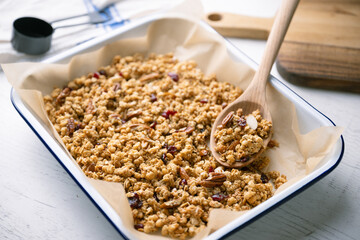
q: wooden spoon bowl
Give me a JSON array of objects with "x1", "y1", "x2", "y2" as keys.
[
  {"x1": 210, "y1": 83, "x2": 272, "y2": 168},
  {"x1": 210, "y1": 0, "x2": 299, "y2": 168}
]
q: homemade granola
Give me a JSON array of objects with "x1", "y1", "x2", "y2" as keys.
[
  {"x1": 214, "y1": 109, "x2": 273, "y2": 165},
  {"x1": 44, "y1": 53, "x2": 286, "y2": 239}
]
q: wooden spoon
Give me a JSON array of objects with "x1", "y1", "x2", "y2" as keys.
[{"x1": 210, "y1": 0, "x2": 299, "y2": 168}]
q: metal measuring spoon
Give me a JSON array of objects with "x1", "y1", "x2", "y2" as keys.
[{"x1": 11, "y1": 10, "x2": 111, "y2": 55}]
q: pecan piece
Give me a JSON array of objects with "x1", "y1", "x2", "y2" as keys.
[
  {"x1": 125, "y1": 110, "x2": 142, "y2": 120},
  {"x1": 160, "y1": 199, "x2": 182, "y2": 209},
  {"x1": 200, "y1": 172, "x2": 226, "y2": 187},
  {"x1": 109, "y1": 114, "x2": 121, "y2": 119},
  {"x1": 55, "y1": 87, "x2": 71, "y2": 105},
  {"x1": 128, "y1": 124, "x2": 152, "y2": 131},
  {"x1": 221, "y1": 111, "x2": 234, "y2": 126},
  {"x1": 228, "y1": 140, "x2": 240, "y2": 151},
  {"x1": 179, "y1": 167, "x2": 189, "y2": 180},
  {"x1": 86, "y1": 100, "x2": 95, "y2": 114},
  {"x1": 67, "y1": 118, "x2": 76, "y2": 135},
  {"x1": 184, "y1": 126, "x2": 195, "y2": 134},
  {"x1": 139, "y1": 73, "x2": 160, "y2": 82},
  {"x1": 209, "y1": 172, "x2": 227, "y2": 181},
  {"x1": 200, "y1": 180, "x2": 223, "y2": 188},
  {"x1": 199, "y1": 150, "x2": 208, "y2": 157},
  {"x1": 176, "y1": 126, "x2": 195, "y2": 134},
  {"x1": 67, "y1": 118, "x2": 84, "y2": 135}
]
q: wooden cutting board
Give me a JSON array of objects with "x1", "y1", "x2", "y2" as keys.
[{"x1": 205, "y1": 0, "x2": 360, "y2": 93}]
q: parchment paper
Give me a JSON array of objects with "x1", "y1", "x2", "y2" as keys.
[{"x1": 2, "y1": 1, "x2": 343, "y2": 239}]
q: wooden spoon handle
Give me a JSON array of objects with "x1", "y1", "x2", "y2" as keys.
[
  {"x1": 204, "y1": 12, "x2": 273, "y2": 40},
  {"x1": 252, "y1": 0, "x2": 300, "y2": 89}
]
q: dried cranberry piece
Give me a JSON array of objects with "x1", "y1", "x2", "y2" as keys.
[
  {"x1": 180, "y1": 179, "x2": 187, "y2": 185},
  {"x1": 261, "y1": 173, "x2": 269, "y2": 183},
  {"x1": 128, "y1": 193, "x2": 142, "y2": 209},
  {"x1": 238, "y1": 117, "x2": 247, "y2": 127},
  {"x1": 161, "y1": 112, "x2": 169, "y2": 119},
  {"x1": 208, "y1": 166, "x2": 214, "y2": 173},
  {"x1": 211, "y1": 193, "x2": 228, "y2": 202},
  {"x1": 149, "y1": 121, "x2": 157, "y2": 129},
  {"x1": 161, "y1": 153, "x2": 167, "y2": 163},
  {"x1": 150, "y1": 93, "x2": 157, "y2": 102},
  {"x1": 168, "y1": 72, "x2": 179, "y2": 82},
  {"x1": 99, "y1": 70, "x2": 107, "y2": 76},
  {"x1": 237, "y1": 156, "x2": 249, "y2": 162},
  {"x1": 118, "y1": 71, "x2": 124, "y2": 77},
  {"x1": 161, "y1": 110, "x2": 177, "y2": 119},
  {"x1": 167, "y1": 145, "x2": 177, "y2": 155},
  {"x1": 93, "y1": 72, "x2": 100, "y2": 79},
  {"x1": 167, "y1": 110, "x2": 177, "y2": 116},
  {"x1": 200, "y1": 99, "x2": 209, "y2": 103},
  {"x1": 134, "y1": 224, "x2": 144, "y2": 230}
]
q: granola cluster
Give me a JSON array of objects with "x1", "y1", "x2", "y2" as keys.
[
  {"x1": 44, "y1": 53, "x2": 286, "y2": 239},
  {"x1": 214, "y1": 109, "x2": 273, "y2": 165}
]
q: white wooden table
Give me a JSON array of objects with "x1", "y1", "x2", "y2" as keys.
[{"x1": 1, "y1": 1, "x2": 359, "y2": 239}]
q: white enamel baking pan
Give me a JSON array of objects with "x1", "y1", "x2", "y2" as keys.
[{"x1": 10, "y1": 13, "x2": 344, "y2": 240}]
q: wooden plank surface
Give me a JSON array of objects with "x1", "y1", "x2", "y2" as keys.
[
  {"x1": 277, "y1": 0, "x2": 360, "y2": 92},
  {"x1": 205, "y1": 0, "x2": 360, "y2": 92},
  {"x1": 277, "y1": 42, "x2": 360, "y2": 92}
]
